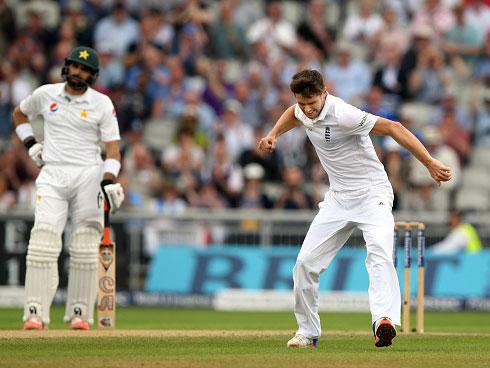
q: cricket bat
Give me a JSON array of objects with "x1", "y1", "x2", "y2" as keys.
[{"x1": 97, "y1": 201, "x2": 116, "y2": 328}]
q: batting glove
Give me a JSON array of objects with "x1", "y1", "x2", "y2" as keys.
[
  {"x1": 28, "y1": 142, "x2": 44, "y2": 167},
  {"x1": 101, "y1": 179, "x2": 125, "y2": 214}
]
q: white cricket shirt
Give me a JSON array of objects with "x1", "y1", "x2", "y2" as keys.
[
  {"x1": 20, "y1": 83, "x2": 120, "y2": 166},
  {"x1": 294, "y1": 94, "x2": 391, "y2": 193}
]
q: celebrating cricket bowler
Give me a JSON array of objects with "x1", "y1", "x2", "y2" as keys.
[
  {"x1": 258, "y1": 70, "x2": 452, "y2": 348},
  {"x1": 12, "y1": 46, "x2": 125, "y2": 330}
]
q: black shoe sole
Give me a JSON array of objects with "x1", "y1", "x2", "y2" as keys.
[{"x1": 375, "y1": 323, "x2": 396, "y2": 347}]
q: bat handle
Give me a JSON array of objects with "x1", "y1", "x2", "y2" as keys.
[{"x1": 103, "y1": 201, "x2": 111, "y2": 244}]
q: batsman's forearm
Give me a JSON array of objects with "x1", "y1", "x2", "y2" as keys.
[
  {"x1": 104, "y1": 140, "x2": 121, "y2": 162},
  {"x1": 267, "y1": 105, "x2": 300, "y2": 138},
  {"x1": 393, "y1": 125, "x2": 433, "y2": 166},
  {"x1": 103, "y1": 140, "x2": 122, "y2": 181}
]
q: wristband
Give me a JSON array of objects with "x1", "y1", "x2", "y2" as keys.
[
  {"x1": 101, "y1": 178, "x2": 115, "y2": 187},
  {"x1": 24, "y1": 138, "x2": 37, "y2": 150},
  {"x1": 15, "y1": 123, "x2": 34, "y2": 141},
  {"x1": 103, "y1": 158, "x2": 121, "y2": 177}
]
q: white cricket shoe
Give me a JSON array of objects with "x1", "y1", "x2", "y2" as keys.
[
  {"x1": 373, "y1": 317, "x2": 396, "y2": 347},
  {"x1": 287, "y1": 334, "x2": 318, "y2": 349}
]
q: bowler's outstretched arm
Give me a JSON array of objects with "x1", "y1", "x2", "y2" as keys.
[
  {"x1": 258, "y1": 105, "x2": 301, "y2": 152},
  {"x1": 371, "y1": 117, "x2": 452, "y2": 186}
]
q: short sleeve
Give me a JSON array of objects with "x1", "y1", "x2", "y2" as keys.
[
  {"x1": 19, "y1": 86, "x2": 46, "y2": 119},
  {"x1": 337, "y1": 101, "x2": 377, "y2": 136},
  {"x1": 99, "y1": 97, "x2": 121, "y2": 142}
]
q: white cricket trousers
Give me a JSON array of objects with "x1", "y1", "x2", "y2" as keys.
[
  {"x1": 34, "y1": 164, "x2": 104, "y2": 233},
  {"x1": 294, "y1": 185, "x2": 401, "y2": 339}
]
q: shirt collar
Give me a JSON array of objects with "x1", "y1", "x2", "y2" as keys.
[{"x1": 58, "y1": 83, "x2": 92, "y2": 103}]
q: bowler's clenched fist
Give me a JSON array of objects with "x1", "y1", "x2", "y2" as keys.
[{"x1": 258, "y1": 136, "x2": 277, "y2": 153}]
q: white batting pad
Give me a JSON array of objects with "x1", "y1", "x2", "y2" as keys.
[
  {"x1": 64, "y1": 226, "x2": 101, "y2": 324},
  {"x1": 23, "y1": 224, "x2": 62, "y2": 324}
]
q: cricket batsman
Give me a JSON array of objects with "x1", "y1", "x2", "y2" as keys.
[
  {"x1": 12, "y1": 46, "x2": 125, "y2": 330},
  {"x1": 259, "y1": 70, "x2": 452, "y2": 348}
]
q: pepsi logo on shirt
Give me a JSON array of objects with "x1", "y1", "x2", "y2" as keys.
[{"x1": 49, "y1": 103, "x2": 59, "y2": 112}]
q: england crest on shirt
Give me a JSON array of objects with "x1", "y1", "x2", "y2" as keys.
[{"x1": 324, "y1": 126, "x2": 331, "y2": 142}]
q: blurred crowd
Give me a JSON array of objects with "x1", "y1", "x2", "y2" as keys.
[{"x1": 0, "y1": 0, "x2": 489, "y2": 213}]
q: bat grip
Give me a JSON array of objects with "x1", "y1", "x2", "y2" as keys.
[{"x1": 103, "y1": 201, "x2": 111, "y2": 244}]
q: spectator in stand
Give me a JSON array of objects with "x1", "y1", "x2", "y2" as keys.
[
  {"x1": 409, "y1": 44, "x2": 450, "y2": 103},
  {"x1": 372, "y1": 7, "x2": 410, "y2": 62},
  {"x1": 361, "y1": 85, "x2": 399, "y2": 156},
  {"x1": 153, "y1": 56, "x2": 191, "y2": 118},
  {"x1": 412, "y1": 0, "x2": 454, "y2": 41},
  {"x1": 94, "y1": 2, "x2": 139, "y2": 57},
  {"x1": 206, "y1": 134, "x2": 243, "y2": 207},
  {"x1": 149, "y1": 180, "x2": 187, "y2": 214},
  {"x1": 0, "y1": 67, "x2": 13, "y2": 138},
  {"x1": 0, "y1": 173, "x2": 15, "y2": 211},
  {"x1": 174, "y1": 21, "x2": 209, "y2": 75},
  {"x1": 96, "y1": 44, "x2": 125, "y2": 91},
  {"x1": 218, "y1": 99, "x2": 254, "y2": 162},
  {"x1": 442, "y1": 3, "x2": 484, "y2": 66},
  {"x1": 178, "y1": 105, "x2": 210, "y2": 150},
  {"x1": 139, "y1": 7, "x2": 174, "y2": 52},
  {"x1": 472, "y1": 90, "x2": 490, "y2": 146},
  {"x1": 431, "y1": 210, "x2": 482, "y2": 254},
  {"x1": 0, "y1": 143, "x2": 38, "y2": 209},
  {"x1": 166, "y1": 89, "x2": 217, "y2": 137},
  {"x1": 208, "y1": 0, "x2": 250, "y2": 60},
  {"x1": 21, "y1": 8, "x2": 54, "y2": 53},
  {"x1": 464, "y1": 0, "x2": 490, "y2": 36},
  {"x1": 196, "y1": 57, "x2": 234, "y2": 116},
  {"x1": 410, "y1": 125, "x2": 461, "y2": 195},
  {"x1": 383, "y1": 0, "x2": 423, "y2": 25},
  {"x1": 191, "y1": 180, "x2": 228, "y2": 209},
  {"x1": 296, "y1": 0, "x2": 336, "y2": 60},
  {"x1": 238, "y1": 163, "x2": 273, "y2": 209},
  {"x1": 0, "y1": 0, "x2": 16, "y2": 55},
  {"x1": 0, "y1": 61, "x2": 34, "y2": 113},
  {"x1": 161, "y1": 127, "x2": 205, "y2": 185},
  {"x1": 429, "y1": 89, "x2": 472, "y2": 131},
  {"x1": 126, "y1": 43, "x2": 170, "y2": 118},
  {"x1": 233, "y1": 79, "x2": 263, "y2": 129},
  {"x1": 402, "y1": 178, "x2": 450, "y2": 212},
  {"x1": 47, "y1": 41, "x2": 74, "y2": 83},
  {"x1": 439, "y1": 109, "x2": 472, "y2": 164},
  {"x1": 474, "y1": 32, "x2": 490, "y2": 84},
  {"x1": 399, "y1": 25, "x2": 435, "y2": 100},
  {"x1": 361, "y1": 86, "x2": 398, "y2": 121},
  {"x1": 275, "y1": 166, "x2": 313, "y2": 210},
  {"x1": 342, "y1": 0, "x2": 383, "y2": 47},
  {"x1": 292, "y1": 39, "x2": 324, "y2": 75},
  {"x1": 372, "y1": 42, "x2": 406, "y2": 99},
  {"x1": 62, "y1": 0, "x2": 93, "y2": 47},
  {"x1": 123, "y1": 142, "x2": 161, "y2": 207},
  {"x1": 239, "y1": 126, "x2": 282, "y2": 182},
  {"x1": 247, "y1": 1, "x2": 298, "y2": 62},
  {"x1": 324, "y1": 42, "x2": 371, "y2": 104}
]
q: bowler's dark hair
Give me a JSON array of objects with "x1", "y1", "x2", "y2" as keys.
[{"x1": 290, "y1": 70, "x2": 325, "y2": 97}]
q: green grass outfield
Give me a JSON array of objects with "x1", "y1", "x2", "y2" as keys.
[{"x1": 1, "y1": 307, "x2": 490, "y2": 368}]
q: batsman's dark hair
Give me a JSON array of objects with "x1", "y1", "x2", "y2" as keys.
[{"x1": 290, "y1": 69, "x2": 325, "y2": 97}]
